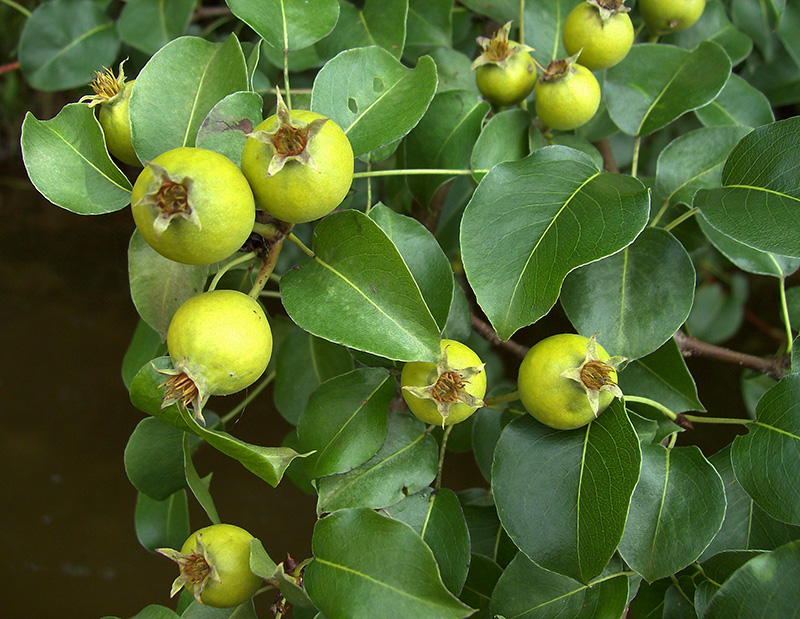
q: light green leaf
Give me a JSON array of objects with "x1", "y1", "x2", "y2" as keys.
[
  {"x1": 686, "y1": 274, "x2": 748, "y2": 344},
  {"x1": 225, "y1": 0, "x2": 339, "y2": 51},
  {"x1": 182, "y1": 434, "x2": 220, "y2": 524},
  {"x1": 406, "y1": 0, "x2": 453, "y2": 50},
  {"x1": 522, "y1": 0, "x2": 582, "y2": 66},
  {"x1": 196, "y1": 91, "x2": 264, "y2": 166},
  {"x1": 117, "y1": 0, "x2": 194, "y2": 55},
  {"x1": 316, "y1": 0, "x2": 408, "y2": 60},
  {"x1": 122, "y1": 320, "x2": 167, "y2": 390},
  {"x1": 696, "y1": 74, "x2": 775, "y2": 128},
  {"x1": 21, "y1": 104, "x2": 132, "y2": 215}
]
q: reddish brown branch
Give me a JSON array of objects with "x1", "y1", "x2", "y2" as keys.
[
  {"x1": 0, "y1": 62, "x2": 20, "y2": 76},
  {"x1": 592, "y1": 138, "x2": 619, "y2": 174},
  {"x1": 193, "y1": 6, "x2": 232, "y2": 21},
  {"x1": 471, "y1": 314, "x2": 530, "y2": 359},
  {"x1": 673, "y1": 330, "x2": 790, "y2": 379}
]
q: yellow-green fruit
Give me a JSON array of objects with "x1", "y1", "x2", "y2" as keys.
[
  {"x1": 475, "y1": 46, "x2": 538, "y2": 106},
  {"x1": 639, "y1": 0, "x2": 706, "y2": 35},
  {"x1": 518, "y1": 334, "x2": 616, "y2": 430},
  {"x1": 131, "y1": 147, "x2": 255, "y2": 265},
  {"x1": 534, "y1": 63, "x2": 601, "y2": 131},
  {"x1": 98, "y1": 79, "x2": 139, "y2": 166},
  {"x1": 563, "y1": 3, "x2": 634, "y2": 71},
  {"x1": 177, "y1": 524, "x2": 262, "y2": 608},
  {"x1": 240, "y1": 110, "x2": 354, "y2": 223},
  {"x1": 401, "y1": 339, "x2": 487, "y2": 426},
  {"x1": 167, "y1": 290, "x2": 272, "y2": 399}
]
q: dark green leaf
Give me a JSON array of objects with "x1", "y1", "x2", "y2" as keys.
[
  {"x1": 117, "y1": 0, "x2": 194, "y2": 55},
  {"x1": 562, "y1": 228, "x2": 696, "y2": 359},
  {"x1": 305, "y1": 509, "x2": 474, "y2": 618},
  {"x1": 21, "y1": 104, "x2": 132, "y2": 214},
  {"x1": 406, "y1": 0, "x2": 452, "y2": 50},
  {"x1": 316, "y1": 412, "x2": 438, "y2": 514},
  {"x1": 618, "y1": 444, "x2": 726, "y2": 582},
  {"x1": 731, "y1": 375, "x2": 800, "y2": 525},
  {"x1": 122, "y1": 320, "x2": 167, "y2": 390},
  {"x1": 134, "y1": 490, "x2": 190, "y2": 552},
  {"x1": 457, "y1": 489, "x2": 517, "y2": 568},
  {"x1": 461, "y1": 152, "x2": 649, "y2": 340},
  {"x1": 128, "y1": 231, "x2": 207, "y2": 339},
  {"x1": 686, "y1": 275, "x2": 748, "y2": 344},
  {"x1": 316, "y1": 0, "x2": 407, "y2": 60},
  {"x1": 130, "y1": 605, "x2": 181, "y2": 619},
  {"x1": 387, "y1": 488, "x2": 471, "y2": 595},
  {"x1": 694, "y1": 550, "x2": 764, "y2": 615},
  {"x1": 471, "y1": 407, "x2": 503, "y2": 482},
  {"x1": 490, "y1": 553, "x2": 629, "y2": 619},
  {"x1": 470, "y1": 109, "x2": 531, "y2": 183},
  {"x1": 522, "y1": 0, "x2": 582, "y2": 67},
  {"x1": 298, "y1": 368, "x2": 393, "y2": 478},
  {"x1": 196, "y1": 91, "x2": 264, "y2": 166},
  {"x1": 182, "y1": 434, "x2": 220, "y2": 524},
  {"x1": 280, "y1": 210, "x2": 442, "y2": 363},
  {"x1": 125, "y1": 417, "x2": 187, "y2": 500},
  {"x1": 493, "y1": 402, "x2": 641, "y2": 583},
  {"x1": 458, "y1": 0, "x2": 515, "y2": 22},
  {"x1": 695, "y1": 74, "x2": 775, "y2": 128},
  {"x1": 19, "y1": 0, "x2": 119, "y2": 91},
  {"x1": 732, "y1": 0, "x2": 782, "y2": 59},
  {"x1": 664, "y1": 0, "x2": 752, "y2": 65},
  {"x1": 695, "y1": 117, "x2": 800, "y2": 258},
  {"x1": 605, "y1": 42, "x2": 731, "y2": 136},
  {"x1": 442, "y1": 281, "x2": 471, "y2": 342},
  {"x1": 274, "y1": 327, "x2": 354, "y2": 425},
  {"x1": 311, "y1": 47, "x2": 438, "y2": 158},
  {"x1": 428, "y1": 47, "x2": 477, "y2": 94},
  {"x1": 130, "y1": 35, "x2": 247, "y2": 161},
  {"x1": 226, "y1": 0, "x2": 339, "y2": 51},
  {"x1": 458, "y1": 554, "x2": 502, "y2": 619}
]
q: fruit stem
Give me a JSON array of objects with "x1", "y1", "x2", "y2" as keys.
[
  {"x1": 352, "y1": 168, "x2": 489, "y2": 179},
  {"x1": 287, "y1": 232, "x2": 315, "y2": 257},
  {"x1": 517, "y1": 1, "x2": 528, "y2": 112},
  {"x1": 283, "y1": 51, "x2": 292, "y2": 110},
  {"x1": 208, "y1": 251, "x2": 257, "y2": 292},
  {"x1": 663, "y1": 207, "x2": 698, "y2": 232},
  {"x1": 682, "y1": 414, "x2": 753, "y2": 426},
  {"x1": 249, "y1": 238, "x2": 284, "y2": 298},
  {"x1": 252, "y1": 221, "x2": 282, "y2": 240},
  {"x1": 631, "y1": 135, "x2": 641, "y2": 178},
  {"x1": 484, "y1": 390, "x2": 520, "y2": 406},
  {"x1": 435, "y1": 424, "x2": 453, "y2": 490},
  {"x1": 221, "y1": 370, "x2": 276, "y2": 424},
  {"x1": 779, "y1": 276, "x2": 794, "y2": 354},
  {"x1": 649, "y1": 197, "x2": 671, "y2": 227},
  {"x1": 1, "y1": 0, "x2": 30, "y2": 17},
  {"x1": 667, "y1": 432, "x2": 678, "y2": 449},
  {"x1": 624, "y1": 395, "x2": 678, "y2": 420},
  {"x1": 260, "y1": 290, "x2": 282, "y2": 298},
  {"x1": 365, "y1": 156, "x2": 374, "y2": 214}
]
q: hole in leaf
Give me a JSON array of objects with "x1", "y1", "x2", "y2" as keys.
[
  {"x1": 373, "y1": 77, "x2": 384, "y2": 93},
  {"x1": 401, "y1": 485, "x2": 409, "y2": 496},
  {"x1": 348, "y1": 98, "x2": 358, "y2": 114}
]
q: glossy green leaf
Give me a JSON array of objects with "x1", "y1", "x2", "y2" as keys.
[
  {"x1": 458, "y1": 554, "x2": 502, "y2": 619},
  {"x1": 732, "y1": 0, "x2": 782, "y2": 59},
  {"x1": 406, "y1": 0, "x2": 452, "y2": 50},
  {"x1": 629, "y1": 578, "x2": 671, "y2": 618},
  {"x1": 316, "y1": 412, "x2": 438, "y2": 514},
  {"x1": 618, "y1": 444, "x2": 726, "y2": 582},
  {"x1": 471, "y1": 407, "x2": 503, "y2": 482},
  {"x1": 701, "y1": 447, "x2": 800, "y2": 561},
  {"x1": 441, "y1": 281, "x2": 471, "y2": 344},
  {"x1": 18, "y1": 0, "x2": 119, "y2": 91},
  {"x1": 261, "y1": 41, "x2": 326, "y2": 73},
  {"x1": 493, "y1": 402, "x2": 641, "y2": 584},
  {"x1": 21, "y1": 104, "x2": 132, "y2": 214},
  {"x1": 280, "y1": 210, "x2": 442, "y2": 363},
  {"x1": 305, "y1": 509, "x2": 474, "y2": 618},
  {"x1": 695, "y1": 550, "x2": 763, "y2": 616},
  {"x1": 311, "y1": 47, "x2": 438, "y2": 157},
  {"x1": 387, "y1": 488, "x2": 471, "y2": 595},
  {"x1": 490, "y1": 553, "x2": 629, "y2": 619},
  {"x1": 298, "y1": 368, "x2": 393, "y2": 478},
  {"x1": 686, "y1": 274, "x2": 748, "y2": 344},
  {"x1": 128, "y1": 231, "x2": 207, "y2": 339},
  {"x1": 562, "y1": 228, "x2": 695, "y2": 360},
  {"x1": 696, "y1": 74, "x2": 775, "y2": 128},
  {"x1": 195, "y1": 91, "x2": 263, "y2": 166},
  {"x1": 316, "y1": 0, "x2": 407, "y2": 59},
  {"x1": 457, "y1": 489, "x2": 517, "y2": 568},
  {"x1": 273, "y1": 326, "x2": 354, "y2": 425},
  {"x1": 369, "y1": 203, "x2": 453, "y2": 331},
  {"x1": 458, "y1": 0, "x2": 515, "y2": 22},
  {"x1": 117, "y1": 0, "x2": 194, "y2": 55},
  {"x1": 122, "y1": 320, "x2": 167, "y2": 390},
  {"x1": 522, "y1": 0, "x2": 582, "y2": 66},
  {"x1": 125, "y1": 417, "x2": 187, "y2": 501},
  {"x1": 698, "y1": 215, "x2": 800, "y2": 278},
  {"x1": 461, "y1": 151, "x2": 649, "y2": 341},
  {"x1": 130, "y1": 35, "x2": 247, "y2": 162},
  {"x1": 134, "y1": 490, "x2": 190, "y2": 552},
  {"x1": 605, "y1": 42, "x2": 731, "y2": 136},
  {"x1": 731, "y1": 375, "x2": 800, "y2": 525},
  {"x1": 695, "y1": 117, "x2": 800, "y2": 258},
  {"x1": 655, "y1": 125, "x2": 752, "y2": 206},
  {"x1": 664, "y1": 0, "x2": 752, "y2": 65},
  {"x1": 182, "y1": 434, "x2": 220, "y2": 525},
  {"x1": 470, "y1": 109, "x2": 531, "y2": 183},
  {"x1": 226, "y1": 0, "x2": 339, "y2": 51},
  {"x1": 428, "y1": 47, "x2": 477, "y2": 94},
  {"x1": 405, "y1": 89, "x2": 489, "y2": 207},
  {"x1": 618, "y1": 338, "x2": 705, "y2": 414},
  {"x1": 130, "y1": 357, "x2": 195, "y2": 432},
  {"x1": 704, "y1": 541, "x2": 800, "y2": 618}
]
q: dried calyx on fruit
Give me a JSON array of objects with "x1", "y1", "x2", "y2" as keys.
[
  {"x1": 472, "y1": 21, "x2": 538, "y2": 107},
  {"x1": 562, "y1": 0, "x2": 634, "y2": 71},
  {"x1": 79, "y1": 61, "x2": 139, "y2": 166},
  {"x1": 560, "y1": 334, "x2": 626, "y2": 416},
  {"x1": 534, "y1": 52, "x2": 601, "y2": 131}
]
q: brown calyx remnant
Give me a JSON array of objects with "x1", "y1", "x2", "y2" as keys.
[
  {"x1": 588, "y1": 0, "x2": 631, "y2": 21},
  {"x1": 159, "y1": 371, "x2": 200, "y2": 412},
  {"x1": 539, "y1": 52, "x2": 582, "y2": 82},
  {"x1": 560, "y1": 333, "x2": 626, "y2": 416},
  {"x1": 158, "y1": 533, "x2": 221, "y2": 604},
  {"x1": 580, "y1": 359, "x2": 617, "y2": 391},
  {"x1": 471, "y1": 21, "x2": 535, "y2": 70},
  {"x1": 432, "y1": 370, "x2": 470, "y2": 406},
  {"x1": 134, "y1": 161, "x2": 199, "y2": 237}
]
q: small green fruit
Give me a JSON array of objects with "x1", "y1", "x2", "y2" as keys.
[
  {"x1": 472, "y1": 21, "x2": 538, "y2": 107},
  {"x1": 562, "y1": 0, "x2": 634, "y2": 71},
  {"x1": 534, "y1": 57, "x2": 601, "y2": 131},
  {"x1": 639, "y1": 0, "x2": 706, "y2": 35}
]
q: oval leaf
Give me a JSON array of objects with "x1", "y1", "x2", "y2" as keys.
[
  {"x1": 470, "y1": 108, "x2": 531, "y2": 183},
  {"x1": 280, "y1": 210, "x2": 442, "y2": 363},
  {"x1": 522, "y1": 0, "x2": 582, "y2": 67},
  {"x1": 117, "y1": 0, "x2": 194, "y2": 55},
  {"x1": 195, "y1": 91, "x2": 264, "y2": 166},
  {"x1": 664, "y1": 0, "x2": 753, "y2": 65},
  {"x1": 298, "y1": 367, "x2": 394, "y2": 478},
  {"x1": 695, "y1": 74, "x2": 775, "y2": 128},
  {"x1": 134, "y1": 490, "x2": 189, "y2": 553},
  {"x1": 618, "y1": 444, "x2": 726, "y2": 582},
  {"x1": 311, "y1": 46, "x2": 437, "y2": 157},
  {"x1": 605, "y1": 42, "x2": 731, "y2": 136},
  {"x1": 493, "y1": 402, "x2": 641, "y2": 584},
  {"x1": 130, "y1": 35, "x2": 247, "y2": 162},
  {"x1": 461, "y1": 153, "x2": 649, "y2": 341},
  {"x1": 124, "y1": 417, "x2": 187, "y2": 501},
  {"x1": 731, "y1": 375, "x2": 800, "y2": 525},
  {"x1": 561, "y1": 228, "x2": 696, "y2": 359},
  {"x1": 305, "y1": 508, "x2": 474, "y2": 619},
  {"x1": 316, "y1": 0, "x2": 408, "y2": 60},
  {"x1": 21, "y1": 104, "x2": 132, "y2": 214},
  {"x1": 694, "y1": 116, "x2": 800, "y2": 258},
  {"x1": 226, "y1": 0, "x2": 339, "y2": 51}
]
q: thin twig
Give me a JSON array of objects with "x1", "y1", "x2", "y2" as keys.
[
  {"x1": 592, "y1": 139, "x2": 619, "y2": 174},
  {"x1": 673, "y1": 330, "x2": 789, "y2": 379},
  {"x1": 0, "y1": 61, "x2": 20, "y2": 76},
  {"x1": 192, "y1": 6, "x2": 231, "y2": 21},
  {"x1": 470, "y1": 314, "x2": 529, "y2": 359}
]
